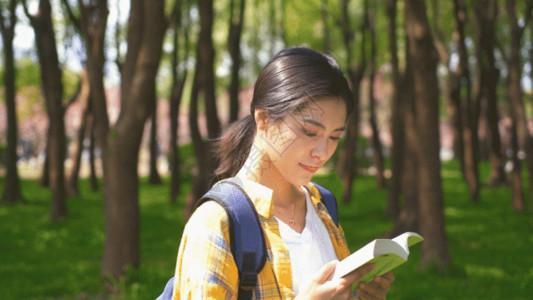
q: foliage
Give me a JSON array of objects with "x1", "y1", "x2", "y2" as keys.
[{"x1": 0, "y1": 158, "x2": 531, "y2": 299}]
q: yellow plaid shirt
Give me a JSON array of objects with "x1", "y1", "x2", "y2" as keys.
[{"x1": 172, "y1": 178, "x2": 351, "y2": 299}]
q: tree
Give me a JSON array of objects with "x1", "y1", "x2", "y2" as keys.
[
  {"x1": 504, "y1": 0, "x2": 533, "y2": 214},
  {"x1": 473, "y1": 0, "x2": 505, "y2": 187},
  {"x1": 385, "y1": 0, "x2": 419, "y2": 224},
  {"x1": 453, "y1": 0, "x2": 480, "y2": 203},
  {"x1": 404, "y1": 0, "x2": 450, "y2": 270},
  {"x1": 0, "y1": 0, "x2": 23, "y2": 204},
  {"x1": 385, "y1": 0, "x2": 401, "y2": 219},
  {"x1": 168, "y1": 0, "x2": 191, "y2": 204},
  {"x1": 430, "y1": 1, "x2": 465, "y2": 169},
  {"x1": 66, "y1": 70, "x2": 92, "y2": 196},
  {"x1": 336, "y1": 0, "x2": 368, "y2": 204},
  {"x1": 23, "y1": 0, "x2": 68, "y2": 220},
  {"x1": 101, "y1": 0, "x2": 166, "y2": 281},
  {"x1": 367, "y1": 2, "x2": 385, "y2": 189},
  {"x1": 185, "y1": 0, "x2": 220, "y2": 217},
  {"x1": 148, "y1": 100, "x2": 162, "y2": 185},
  {"x1": 385, "y1": 5, "x2": 419, "y2": 235},
  {"x1": 227, "y1": 0, "x2": 246, "y2": 123}
]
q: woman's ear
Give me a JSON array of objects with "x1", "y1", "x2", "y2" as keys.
[{"x1": 254, "y1": 108, "x2": 269, "y2": 131}]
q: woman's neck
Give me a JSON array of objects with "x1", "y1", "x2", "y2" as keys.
[
  {"x1": 237, "y1": 143, "x2": 308, "y2": 232},
  {"x1": 236, "y1": 151, "x2": 303, "y2": 207}
]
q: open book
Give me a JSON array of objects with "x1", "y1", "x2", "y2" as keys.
[{"x1": 331, "y1": 232, "x2": 424, "y2": 282}]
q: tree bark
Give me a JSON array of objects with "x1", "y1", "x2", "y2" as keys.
[
  {"x1": 148, "y1": 102, "x2": 162, "y2": 185},
  {"x1": 336, "y1": 0, "x2": 367, "y2": 204},
  {"x1": 102, "y1": 0, "x2": 166, "y2": 280},
  {"x1": 0, "y1": 0, "x2": 23, "y2": 204},
  {"x1": 67, "y1": 70, "x2": 91, "y2": 196},
  {"x1": 367, "y1": 5, "x2": 385, "y2": 189},
  {"x1": 169, "y1": 75, "x2": 187, "y2": 203},
  {"x1": 40, "y1": 136, "x2": 50, "y2": 187},
  {"x1": 385, "y1": 0, "x2": 402, "y2": 219},
  {"x1": 169, "y1": 0, "x2": 190, "y2": 204},
  {"x1": 387, "y1": 36, "x2": 419, "y2": 237},
  {"x1": 198, "y1": 0, "x2": 220, "y2": 139},
  {"x1": 228, "y1": 0, "x2": 246, "y2": 123},
  {"x1": 473, "y1": 0, "x2": 505, "y2": 187},
  {"x1": 88, "y1": 123, "x2": 99, "y2": 191},
  {"x1": 24, "y1": 0, "x2": 68, "y2": 220},
  {"x1": 185, "y1": 0, "x2": 220, "y2": 217},
  {"x1": 405, "y1": 0, "x2": 451, "y2": 270},
  {"x1": 453, "y1": 0, "x2": 480, "y2": 203},
  {"x1": 430, "y1": 1, "x2": 464, "y2": 166},
  {"x1": 505, "y1": 0, "x2": 533, "y2": 213}
]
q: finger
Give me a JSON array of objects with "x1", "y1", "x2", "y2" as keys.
[
  {"x1": 356, "y1": 284, "x2": 379, "y2": 300},
  {"x1": 313, "y1": 260, "x2": 339, "y2": 284},
  {"x1": 356, "y1": 272, "x2": 394, "y2": 299},
  {"x1": 380, "y1": 271, "x2": 395, "y2": 283},
  {"x1": 342, "y1": 263, "x2": 376, "y2": 285}
]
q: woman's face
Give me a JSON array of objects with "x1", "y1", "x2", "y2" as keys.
[{"x1": 261, "y1": 96, "x2": 347, "y2": 187}]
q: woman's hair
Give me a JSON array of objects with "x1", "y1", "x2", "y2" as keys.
[{"x1": 214, "y1": 47, "x2": 353, "y2": 179}]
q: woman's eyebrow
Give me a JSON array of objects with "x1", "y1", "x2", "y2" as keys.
[{"x1": 302, "y1": 118, "x2": 345, "y2": 132}]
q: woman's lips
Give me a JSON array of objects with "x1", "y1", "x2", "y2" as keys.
[{"x1": 300, "y1": 163, "x2": 319, "y2": 173}]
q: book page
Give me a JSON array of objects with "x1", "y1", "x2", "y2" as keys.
[{"x1": 331, "y1": 232, "x2": 423, "y2": 282}]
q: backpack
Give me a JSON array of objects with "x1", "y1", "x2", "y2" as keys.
[{"x1": 156, "y1": 180, "x2": 338, "y2": 300}]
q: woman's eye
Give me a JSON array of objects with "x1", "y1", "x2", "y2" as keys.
[
  {"x1": 302, "y1": 128, "x2": 316, "y2": 137},
  {"x1": 330, "y1": 136, "x2": 341, "y2": 141}
]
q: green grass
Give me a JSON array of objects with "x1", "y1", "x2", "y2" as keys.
[{"x1": 1, "y1": 160, "x2": 532, "y2": 299}]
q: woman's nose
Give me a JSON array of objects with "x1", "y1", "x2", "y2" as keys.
[{"x1": 310, "y1": 138, "x2": 329, "y2": 160}]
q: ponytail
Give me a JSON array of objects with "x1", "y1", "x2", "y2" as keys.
[{"x1": 213, "y1": 115, "x2": 257, "y2": 179}]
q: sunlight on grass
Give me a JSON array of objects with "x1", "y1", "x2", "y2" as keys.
[
  {"x1": 465, "y1": 264, "x2": 506, "y2": 279},
  {"x1": 1, "y1": 160, "x2": 532, "y2": 299}
]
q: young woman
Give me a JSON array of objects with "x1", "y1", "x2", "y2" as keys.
[{"x1": 171, "y1": 47, "x2": 394, "y2": 299}]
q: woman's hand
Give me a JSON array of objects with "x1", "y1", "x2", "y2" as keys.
[
  {"x1": 296, "y1": 261, "x2": 387, "y2": 300},
  {"x1": 355, "y1": 272, "x2": 395, "y2": 300}
]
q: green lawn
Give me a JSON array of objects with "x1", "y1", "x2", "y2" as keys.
[{"x1": 1, "y1": 160, "x2": 532, "y2": 299}]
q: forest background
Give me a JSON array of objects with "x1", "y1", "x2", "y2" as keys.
[{"x1": 1, "y1": 0, "x2": 533, "y2": 298}]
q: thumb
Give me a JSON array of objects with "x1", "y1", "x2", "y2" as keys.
[{"x1": 312, "y1": 260, "x2": 338, "y2": 284}]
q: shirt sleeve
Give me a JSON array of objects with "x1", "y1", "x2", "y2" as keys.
[{"x1": 173, "y1": 201, "x2": 239, "y2": 300}]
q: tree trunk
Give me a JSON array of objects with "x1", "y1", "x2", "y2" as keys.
[
  {"x1": 67, "y1": 70, "x2": 91, "y2": 196},
  {"x1": 388, "y1": 37, "x2": 419, "y2": 236},
  {"x1": 473, "y1": 0, "x2": 505, "y2": 187},
  {"x1": 198, "y1": 0, "x2": 221, "y2": 139},
  {"x1": 185, "y1": 0, "x2": 220, "y2": 217},
  {"x1": 228, "y1": 0, "x2": 246, "y2": 123},
  {"x1": 88, "y1": 123, "x2": 99, "y2": 191},
  {"x1": 505, "y1": 0, "x2": 533, "y2": 214},
  {"x1": 405, "y1": 0, "x2": 451, "y2": 270},
  {"x1": 430, "y1": 1, "x2": 464, "y2": 166},
  {"x1": 336, "y1": 0, "x2": 367, "y2": 204},
  {"x1": 367, "y1": 6, "x2": 385, "y2": 189},
  {"x1": 40, "y1": 136, "x2": 50, "y2": 187},
  {"x1": 24, "y1": 0, "x2": 68, "y2": 220},
  {"x1": 320, "y1": 0, "x2": 332, "y2": 52},
  {"x1": 102, "y1": 0, "x2": 165, "y2": 280},
  {"x1": 0, "y1": 0, "x2": 23, "y2": 204},
  {"x1": 148, "y1": 103, "x2": 162, "y2": 185},
  {"x1": 185, "y1": 74, "x2": 214, "y2": 218},
  {"x1": 385, "y1": 0, "x2": 401, "y2": 219},
  {"x1": 509, "y1": 121, "x2": 524, "y2": 211},
  {"x1": 453, "y1": 0, "x2": 480, "y2": 203},
  {"x1": 169, "y1": 0, "x2": 190, "y2": 204}
]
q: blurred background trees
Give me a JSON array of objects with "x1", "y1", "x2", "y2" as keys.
[{"x1": 1, "y1": 0, "x2": 533, "y2": 287}]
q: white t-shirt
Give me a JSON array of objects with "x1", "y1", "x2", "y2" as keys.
[{"x1": 275, "y1": 187, "x2": 338, "y2": 296}]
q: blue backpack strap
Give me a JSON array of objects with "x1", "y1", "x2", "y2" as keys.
[
  {"x1": 156, "y1": 181, "x2": 266, "y2": 300},
  {"x1": 194, "y1": 181, "x2": 267, "y2": 299},
  {"x1": 155, "y1": 276, "x2": 175, "y2": 300},
  {"x1": 312, "y1": 182, "x2": 339, "y2": 227}
]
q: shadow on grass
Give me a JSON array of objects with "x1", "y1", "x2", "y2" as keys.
[{"x1": 0, "y1": 160, "x2": 532, "y2": 299}]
